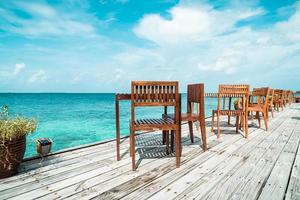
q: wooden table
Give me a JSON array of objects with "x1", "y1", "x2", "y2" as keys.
[
  {"x1": 115, "y1": 93, "x2": 131, "y2": 161},
  {"x1": 115, "y1": 93, "x2": 220, "y2": 161}
]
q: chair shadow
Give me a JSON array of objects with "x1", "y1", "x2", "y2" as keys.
[
  {"x1": 292, "y1": 117, "x2": 300, "y2": 120},
  {"x1": 132, "y1": 117, "x2": 262, "y2": 168},
  {"x1": 133, "y1": 130, "x2": 219, "y2": 168},
  {"x1": 120, "y1": 148, "x2": 130, "y2": 160}
]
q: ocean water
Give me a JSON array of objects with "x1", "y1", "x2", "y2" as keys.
[{"x1": 0, "y1": 93, "x2": 218, "y2": 158}]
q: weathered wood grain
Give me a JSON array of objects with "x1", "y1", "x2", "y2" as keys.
[
  {"x1": 258, "y1": 121, "x2": 300, "y2": 200},
  {"x1": 285, "y1": 126, "x2": 300, "y2": 200},
  {"x1": 0, "y1": 104, "x2": 299, "y2": 200},
  {"x1": 167, "y1": 108, "x2": 293, "y2": 200}
]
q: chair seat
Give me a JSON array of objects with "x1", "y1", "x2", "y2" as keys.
[
  {"x1": 248, "y1": 103, "x2": 263, "y2": 112},
  {"x1": 164, "y1": 113, "x2": 199, "y2": 121},
  {"x1": 213, "y1": 109, "x2": 245, "y2": 116},
  {"x1": 134, "y1": 118, "x2": 178, "y2": 131}
]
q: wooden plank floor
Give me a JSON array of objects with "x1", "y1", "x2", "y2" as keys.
[{"x1": 1, "y1": 104, "x2": 300, "y2": 200}]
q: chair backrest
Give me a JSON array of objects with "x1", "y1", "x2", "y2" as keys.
[
  {"x1": 282, "y1": 90, "x2": 287, "y2": 101},
  {"x1": 218, "y1": 84, "x2": 250, "y2": 97},
  {"x1": 269, "y1": 89, "x2": 274, "y2": 106},
  {"x1": 217, "y1": 84, "x2": 250, "y2": 111},
  {"x1": 131, "y1": 81, "x2": 180, "y2": 127},
  {"x1": 252, "y1": 87, "x2": 270, "y2": 110},
  {"x1": 287, "y1": 90, "x2": 293, "y2": 104},
  {"x1": 187, "y1": 84, "x2": 204, "y2": 103},
  {"x1": 131, "y1": 81, "x2": 179, "y2": 107},
  {"x1": 187, "y1": 83, "x2": 204, "y2": 114},
  {"x1": 274, "y1": 89, "x2": 283, "y2": 103}
]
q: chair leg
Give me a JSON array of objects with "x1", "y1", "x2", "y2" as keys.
[
  {"x1": 165, "y1": 131, "x2": 170, "y2": 154},
  {"x1": 263, "y1": 111, "x2": 268, "y2": 131},
  {"x1": 188, "y1": 121, "x2": 194, "y2": 143},
  {"x1": 236, "y1": 116, "x2": 239, "y2": 133},
  {"x1": 200, "y1": 116, "x2": 207, "y2": 151},
  {"x1": 179, "y1": 125, "x2": 182, "y2": 157},
  {"x1": 130, "y1": 129, "x2": 136, "y2": 171},
  {"x1": 171, "y1": 131, "x2": 174, "y2": 152},
  {"x1": 256, "y1": 111, "x2": 261, "y2": 128},
  {"x1": 217, "y1": 114, "x2": 221, "y2": 139},
  {"x1": 245, "y1": 114, "x2": 249, "y2": 138},
  {"x1": 242, "y1": 115, "x2": 246, "y2": 138},
  {"x1": 211, "y1": 111, "x2": 215, "y2": 133},
  {"x1": 162, "y1": 131, "x2": 166, "y2": 145},
  {"x1": 175, "y1": 130, "x2": 181, "y2": 168},
  {"x1": 130, "y1": 125, "x2": 132, "y2": 157}
]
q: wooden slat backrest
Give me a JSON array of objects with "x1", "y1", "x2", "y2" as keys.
[
  {"x1": 274, "y1": 89, "x2": 283, "y2": 102},
  {"x1": 252, "y1": 87, "x2": 270, "y2": 110},
  {"x1": 187, "y1": 84, "x2": 204, "y2": 103},
  {"x1": 288, "y1": 90, "x2": 293, "y2": 102},
  {"x1": 218, "y1": 84, "x2": 250, "y2": 97},
  {"x1": 217, "y1": 84, "x2": 249, "y2": 112},
  {"x1": 252, "y1": 87, "x2": 269, "y2": 97},
  {"x1": 274, "y1": 89, "x2": 283, "y2": 96},
  {"x1": 269, "y1": 89, "x2": 275, "y2": 106},
  {"x1": 282, "y1": 90, "x2": 287, "y2": 99},
  {"x1": 131, "y1": 81, "x2": 179, "y2": 107}
]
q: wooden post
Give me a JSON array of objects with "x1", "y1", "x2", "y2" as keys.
[
  {"x1": 115, "y1": 95, "x2": 120, "y2": 161},
  {"x1": 228, "y1": 97, "x2": 232, "y2": 124}
]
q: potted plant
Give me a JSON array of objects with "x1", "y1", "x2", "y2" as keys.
[
  {"x1": 234, "y1": 99, "x2": 242, "y2": 110},
  {"x1": 0, "y1": 106, "x2": 37, "y2": 179}
]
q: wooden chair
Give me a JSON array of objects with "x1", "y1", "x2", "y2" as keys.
[
  {"x1": 164, "y1": 83, "x2": 207, "y2": 151},
  {"x1": 248, "y1": 87, "x2": 270, "y2": 131},
  {"x1": 284, "y1": 90, "x2": 292, "y2": 107},
  {"x1": 273, "y1": 89, "x2": 284, "y2": 111},
  {"x1": 130, "y1": 81, "x2": 181, "y2": 171},
  {"x1": 282, "y1": 90, "x2": 288, "y2": 107},
  {"x1": 211, "y1": 84, "x2": 250, "y2": 138},
  {"x1": 288, "y1": 91, "x2": 294, "y2": 105},
  {"x1": 267, "y1": 89, "x2": 275, "y2": 118}
]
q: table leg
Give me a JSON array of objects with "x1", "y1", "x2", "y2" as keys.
[
  {"x1": 115, "y1": 98, "x2": 120, "y2": 161},
  {"x1": 228, "y1": 97, "x2": 232, "y2": 124},
  {"x1": 179, "y1": 94, "x2": 182, "y2": 156}
]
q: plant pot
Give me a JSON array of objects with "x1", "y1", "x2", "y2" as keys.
[
  {"x1": 36, "y1": 138, "x2": 52, "y2": 156},
  {"x1": 0, "y1": 135, "x2": 26, "y2": 179}
]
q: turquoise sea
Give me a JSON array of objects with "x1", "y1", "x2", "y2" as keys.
[{"x1": 0, "y1": 93, "x2": 218, "y2": 158}]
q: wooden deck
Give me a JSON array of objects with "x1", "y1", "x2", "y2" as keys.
[{"x1": 1, "y1": 104, "x2": 300, "y2": 200}]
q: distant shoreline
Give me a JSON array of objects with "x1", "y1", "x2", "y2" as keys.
[
  {"x1": 0, "y1": 92, "x2": 117, "y2": 94},
  {"x1": 0, "y1": 92, "x2": 191, "y2": 94}
]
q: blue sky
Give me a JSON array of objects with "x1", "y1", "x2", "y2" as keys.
[{"x1": 0, "y1": 0, "x2": 299, "y2": 92}]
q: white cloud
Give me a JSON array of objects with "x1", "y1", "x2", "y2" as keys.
[
  {"x1": 237, "y1": 8, "x2": 265, "y2": 20},
  {"x1": 14, "y1": 63, "x2": 26, "y2": 75},
  {"x1": 198, "y1": 49, "x2": 242, "y2": 74},
  {"x1": 133, "y1": 4, "x2": 264, "y2": 45},
  {"x1": 130, "y1": 1, "x2": 300, "y2": 88},
  {"x1": 0, "y1": 2, "x2": 95, "y2": 37},
  {"x1": 134, "y1": 6, "x2": 212, "y2": 45},
  {"x1": 28, "y1": 70, "x2": 47, "y2": 83},
  {"x1": 275, "y1": 4, "x2": 300, "y2": 42},
  {"x1": 0, "y1": 63, "x2": 26, "y2": 79}
]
